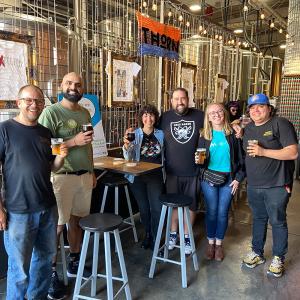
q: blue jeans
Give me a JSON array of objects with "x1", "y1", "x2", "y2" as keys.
[
  {"x1": 129, "y1": 171, "x2": 163, "y2": 239},
  {"x1": 201, "y1": 177, "x2": 233, "y2": 240},
  {"x1": 4, "y1": 207, "x2": 57, "y2": 300},
  {"x1": 247, "y1": 186, "x2": 289, "y2": 257}
]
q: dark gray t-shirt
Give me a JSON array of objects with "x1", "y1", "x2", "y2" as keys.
[
  {"x1": 160, "y1": 108, "x2": 204, "y2": 176},
  {"x1": 243, "y1": 116, "x2": 298, "y2": 187},
  {"x1": 0, "y1": 119, "x2": 56, "y2": 213}
]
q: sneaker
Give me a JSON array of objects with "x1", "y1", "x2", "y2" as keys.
[
  {"x1": 242, "y1": 251, "x2": 266, "y2": 268},
  {"x1": 168, "y1": 232, "x2": 178, "y2": 250},
  {"x1": 67, "y1": 258, "x2": 79, "y2": 278},
  {"x1": 267, "y1": 256, "x2": 284, "y2": 278},
  {"x1": 141, "y1": 233, "x2": 153, "y2": 250},
  {"x1": 47, "y1": 271, "x2": 67, "y2": 300},
  {"x1": 184, "y1": 236, "x2": 192, "y2": 255}
]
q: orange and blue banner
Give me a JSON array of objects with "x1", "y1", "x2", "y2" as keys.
[{"x1": 136, "y1": 12, "x2": 181, "y2": 60}]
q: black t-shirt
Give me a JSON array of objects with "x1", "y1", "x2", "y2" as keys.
[
  {"x1": 160, "y1": 108, "x2": 204, "y2": 176},
  {"x1": 243, "y1": 116, "x2": 298, "y2": 187},
  {"x1": 140, "y1": 132, "x2": 162, "y2": 164},
  {"x1": 0, "y1": 119, "x2": 56, "y2": 213}
]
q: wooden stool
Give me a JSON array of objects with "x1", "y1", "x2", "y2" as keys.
[
  {"x1": 73, "y1": 213, "x2": 131, "y2": 300},
  {"x1": 149, "y1": 194, "x2": 199, "y2": 288},
  {"x1": 100, "y1": 176, "x2": 138, "y2": 243}
]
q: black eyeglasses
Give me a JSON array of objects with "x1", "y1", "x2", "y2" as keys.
[{"x1": 20, "y1": 98, "x2": 45, "y2": 106}]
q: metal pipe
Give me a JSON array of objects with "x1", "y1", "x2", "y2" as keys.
[{"x1": 157, "y1": 0, "x2": 164, "y2": 113}]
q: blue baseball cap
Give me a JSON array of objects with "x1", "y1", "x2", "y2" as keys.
[{"x1": 247, "y1": 94, "x2": 270, "y2": 107}]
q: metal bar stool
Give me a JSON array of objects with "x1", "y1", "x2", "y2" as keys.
[
  {"x1": 149, "y1": 194, "x2": 199, "y2": 288},
  {"x1": 73, "y1": 213, "x2": 131, "y2": 300},
  {"x1": 100, "y1": 176, "x2": 138, "y2": 243}
]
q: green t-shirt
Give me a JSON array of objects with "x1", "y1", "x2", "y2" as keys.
[{"x1": 39, "y1": 102, "x2": 93, "y2": 173}]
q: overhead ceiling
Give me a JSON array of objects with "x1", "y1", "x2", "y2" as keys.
[{"x1": 177, "y1": 0, "x2": 290, "y2": 55}]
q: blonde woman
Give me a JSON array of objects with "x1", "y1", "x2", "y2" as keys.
[{"x1": 195, "y1": 103, "x2": 245, "y2": 261}]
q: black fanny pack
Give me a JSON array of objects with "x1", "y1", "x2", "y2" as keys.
[{"x1": 202, "y1": 169, "x2": 227, "y2": 186}]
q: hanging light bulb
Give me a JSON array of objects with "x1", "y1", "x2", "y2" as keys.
[
  {"x1": 238, "y1": 41, "x2": 242, "y2": 46},
  {"x1": 291, "y1": 40, "x2": 295, "y2": 46},
  {"x1": 270, "y1": 19, "x2": 275, "y2": 28},
  {"x1": 178, "y1": 15, "x2": 183, "y2": 22},
  {"x1": 215, "y1": 34, "x2": 219, "y2": 39},
  {"x1": 260, "y1": 13, "x2": 265, "y2": 20},
  {"x1": 152, "y1": 3, "x2": 157, "y2": 11},
  {"x1": 199, "y1": 25, "x2": 203, "y2": 31},
  {"x1": 279, "y1": 28, "x2": 283, "y2": 33},
  {"x1": 186, "y1": 21, "x2": 190, "y2": 27},
  {"x1": 243, "y1": 5, "x2": 248, "y2": 12},
  {"x1": 219, "y1": 35, "x2": 223, "y2": 40},
  {"x1": 253, "y1": 47, "x2": 257, "y2": 51},
  {"x1": 259, "y1": 52, "x2": 263, "y2": 56},
  {"x1": 142, "y1": 1, "x2": 147, "y2": 8},
  {"x1": 286, "y1": 33, "x2": 290, "y2": 38},
  {"x1": 168, "y1": 10, "x2": 172, "y2": 17},
  {"x1": 203, "y1": 29, "x2": 207, "y2": 34}
]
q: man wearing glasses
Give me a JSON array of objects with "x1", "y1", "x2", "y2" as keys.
[
  {"x1": 39, "y1": 72, "x2": 96, "y2": 299},
  {"x1": 0, "y1": 85, "x2": 67, "y2": 299}
]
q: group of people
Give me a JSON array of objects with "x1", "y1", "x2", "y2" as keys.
[
  {"x1": 0, "y1": 78, "x2": 298, "y2": 300},
  {"x1": 122, "y1": 90, "x2": 298, "y2": 279}
]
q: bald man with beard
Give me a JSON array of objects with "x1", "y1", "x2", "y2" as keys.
[{"x1": 39, "y1": 72, "x2": 97, "y2": 299}]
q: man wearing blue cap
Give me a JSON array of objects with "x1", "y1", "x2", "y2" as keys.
[{"x1": 241, "y1": 93, "x2": 298, "y2": 278}]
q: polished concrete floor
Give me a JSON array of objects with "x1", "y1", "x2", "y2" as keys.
[{"x1": 1, "y1": 180, "x2": 300, "y2": 300}]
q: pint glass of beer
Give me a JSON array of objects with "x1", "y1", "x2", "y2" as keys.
[{"x1": 51, "y1": 138, "x2": 63, "y2": 155}]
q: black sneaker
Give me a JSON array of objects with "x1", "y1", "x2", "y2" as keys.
[
  {"x1": 67, "y1": 257, "x2": 79, "y2": 278},
  {"x1": 47, "y1": 271, "x2": 67, "y2": 300},
  {"x1": 67, "y1": 258, "x2": 92, "y2": 279},
  {"x1": 141, "y1": 233, "x2": 153, "y2": 250}
]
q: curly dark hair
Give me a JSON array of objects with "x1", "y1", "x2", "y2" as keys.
[{"x1": 138, "y1": 104, "x2": 160, "y2": 128}]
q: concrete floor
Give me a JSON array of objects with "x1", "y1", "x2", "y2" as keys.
[{"x1": 1, "y1": 180, "x2": 300, "y2": 300}]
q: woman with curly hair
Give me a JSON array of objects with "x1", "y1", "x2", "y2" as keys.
[{"x1": 123, "y1": 104, "x2": 164, "y2": 250}]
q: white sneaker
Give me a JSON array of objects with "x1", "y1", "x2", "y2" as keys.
[
  {"x1": 168, "y1": 232, "x2": 178, "y2": 250},
  {"x1": 184, "y1": 236, "x2": 192, "y2": 255}
]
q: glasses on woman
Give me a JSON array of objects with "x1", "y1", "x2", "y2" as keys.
[
  {"x1": 209, "y1": 109, "x2": 224, "y2": 117},
  {"x1": 20, "y1": 98, "x2": 45, "y2": 106}
]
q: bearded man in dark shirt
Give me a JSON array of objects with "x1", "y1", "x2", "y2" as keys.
[{"x1": 159, "y1": 88, "x2": 204, "y2": 255}]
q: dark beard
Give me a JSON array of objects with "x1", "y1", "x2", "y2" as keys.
[
  {"x1": 63, "y1": 91, "x2": 83, "y2": 103},
  {"x1": 175, "y1": 107, "x2": 189, "y2": 116}
]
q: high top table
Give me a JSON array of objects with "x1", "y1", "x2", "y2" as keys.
[{"x1": 94, "y1": 156, "x2": 162, "y2": 178}]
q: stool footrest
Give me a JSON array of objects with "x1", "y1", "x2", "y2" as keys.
[{"x1": 154, "y1": 256, "x2": 182, "y2": 266}]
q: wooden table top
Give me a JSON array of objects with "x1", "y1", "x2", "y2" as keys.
[{"x1": 94, "y1": 156, "x2": 162, "y2": 176}]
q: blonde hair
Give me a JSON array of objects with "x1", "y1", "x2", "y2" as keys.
[{"x1": 201, "y1": 103, "x2": 232, "y2": 140}]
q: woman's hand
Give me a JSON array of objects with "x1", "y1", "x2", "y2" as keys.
[
  {"x1": 230, "y1": 180, "x2": 239, "y2": 195},
  {"x1": 232, "y1": 123, "x2": 243, "y2": 139}
]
